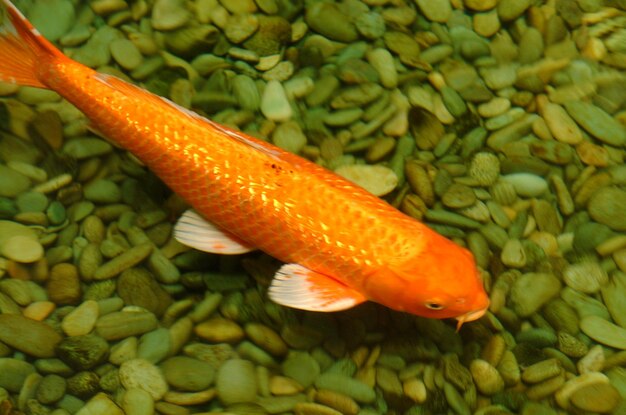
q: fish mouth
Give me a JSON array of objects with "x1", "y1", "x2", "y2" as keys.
[{"x1": 455, "y1": 307, "x2": 488, "y2": 331}]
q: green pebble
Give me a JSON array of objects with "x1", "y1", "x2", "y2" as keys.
[
  {"x1": 46, "y1": 246, "x2": 74, "y2": 265},
  {"x1": 161, "y1": 356, "x2": 215, "y2": 392},
  {"x1": 216, "y1": 359, "x2": 257, "y2": 405},
  {"x1": 565, "y1": 100, "x2": 626, "y2": 147},
  {"x1": 16, "y1": 191, "x2": 49, "y2": 213},
  {"x1": 137, "y1": 328, "x2": 171, "y2": 364},
  {"x1": 314, "y1": 372, "x2": 376, "y2": 403},
  {"x1": 0, "y1": 197, "x2": 18, "y2": 219},
  {"x1": 282, "y1": 352, "x2": 320, "y2": 388},
  {"x1": 84, "y1": 179, "x2": 122, "y2": 204},
  {"x1": 0, "y1": 358, "x2": 36, "y2": 392},
  {"x1": 0, "y1": 165, "x2": 31, "y2": 198},
  {"x1": 440, "y1": 86, "x2": 467, "y2": 117},
  {"x1": 516, "y1": 328, "x2": 558, "y2": 348},
  {"x1": 46, "y1": 200, "x2": 66, "y2": 225},
  {"x1": 35, "y1": 374, "x2": 67, "y2": 405}
]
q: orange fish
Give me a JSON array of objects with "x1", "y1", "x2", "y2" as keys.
[{"x1": 0, "y1": 0, "x2": 489, "y2": 326}]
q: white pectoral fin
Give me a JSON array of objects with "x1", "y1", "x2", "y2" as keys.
[
  {"x1": 174, "y1": 209, "x2": 256, "y2": 254},
  {"x1": 268, "y1": 263, "x2": 367, "y2": 312}
]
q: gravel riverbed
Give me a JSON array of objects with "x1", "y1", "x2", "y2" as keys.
[{"x1": 0, "y1": 0, "x2": 626, "y2": 414}]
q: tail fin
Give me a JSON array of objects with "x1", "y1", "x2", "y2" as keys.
[{"x1": 0, "y1": 0, "x2": 63, "y2": 88}]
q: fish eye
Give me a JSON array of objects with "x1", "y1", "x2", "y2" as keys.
[{"x1": 425, "y1": 302, "x2": 445, "y2": 310}]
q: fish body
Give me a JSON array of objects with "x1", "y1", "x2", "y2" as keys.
[{"x1": 0, "y1": 0, "x2": 489, "y2": 324}]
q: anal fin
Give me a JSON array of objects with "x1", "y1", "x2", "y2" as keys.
[
  {"x1": 269, "y1": 263, "x2": 367, "y2": 312},
  {"x1": 174, "y1": 209, "x2": 255, "y2": 255}
]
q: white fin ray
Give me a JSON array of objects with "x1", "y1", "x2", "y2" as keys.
[
  {"x1": 268, "y1": 263, "x2": 367, "y2": 312},
  {"x1": 174, "y1": 209, "x2": 255, "y2": 254}
]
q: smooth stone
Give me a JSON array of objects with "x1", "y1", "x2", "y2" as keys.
[
  {"x1": 137, "y1": 328, "x2": 171, "y2": 364},
  {"x1": 95, "y1": 310, "x2": 158, "y2": 341},
  {"x1": 0, "y1": 165, "x2": 30, "y2": 197},
  {"x1": 464, "y1": 0, "x2": 497, "y2": 11},
  {"x1": 282, "y1": 352, "x2": 320, "y2": 388},
  {"x1": 61, "y1": 300, "x2": 100, "y2": 336},
  {"x1": 500, "y1": 173, "x2": 548, "y2": 197},
  {"x1": 588, "y1": 187, "x2": 626, "y2": 231},
  {"x1": 562, "y1": 261, "x2": 608, "y2": 294},
  {"x1": 334, "y1": 164, "x2": 398, "y2": 196},
  {"x1": 110, "y1": 39, "x2": 143, "y2": 70},
  {"x1": 473, "y1": 10, "x2": 500, "y2": 37},
  {"x1": 195, "y1": 317, "x2": 245, "y2": 343},
  {"x1": 120, "y1": 358, "x2": 168, "y2": 400},
  {"x1": 272, "y1": 121, "x2": 307, "y2": 154},
  {"x1": 355, "y1": 11, "x2": 386, "y2": 40},
  {"x1": 261, "y1": 80, "x2": 292, "y2": 122},
  {"x1": 72, "y1": 25, "x2": 121, "y2": 68},
  {"x1": 580, "y1": 316, "x2": 626, "y2": 350},
  {"x1": 27, "y1": 0, "x2": 75, "y2": 41},
  {"x1": 571, "y1": 382, "x2": 621, "y2": 413},
  {"x1": 16, "y1": 191, "x2": 49, "y2": 213},
  {"x1": 63, "y1": 138, "x2": 113, "y2": 159},
  {"x1": 161, "y1": 356, "x2": 215, "y2": 391},
  {"x1": 415, "y1": 0, "x2": 451, "y2": 22},
  {"x1": 152, "y1": 0, "x2": 190, "y2": 30},
  {"x1": 497, "y1": 0, "x2": 531, "y2": 21},
  {"x1": 0, "y1": 358, "x2": 36, "y2": 392},
  {"x1": 47, "y1": 262, "x2": 82, "y2": 305},
  {"x1": 83, "y1": 179, "x2": 122, "y2": 204},
  {"x1": 216, "y1": 359, "x2": 257, "y2": 405},
  {"x1": 602, "y1": 271, "x2": 626, "y2": 329},
  {"x1": 565, "y1": 101, "x2": 626, "y2": 147},
  {"x1": 36, "y1": 374, "x2": 67, "y2": 404},
  {"x1": 0, "y1": 314, "x2": 62, "y2": 358},
  {"x1": 541, "y1": 102, "x2": 583, "y2": 144},
  {"x1": 1, "y1": 234, "x2": 44, "y2": 263},
  {"x1": 305, "y1": 2, "x2": 358, "y2": 43},
  {"x1": 315, "y1": 373, "x2": 375, "y2": 403},
  {"x1": 245, "y1": 323, "x2": 288, "y2": 357},
  {"x1": 122, "y1": 388, "x2": 154, "y2": 415},
  {"x1": 76, "y1": 392, "x2": 124, "y2": 415},
  {"x1": 510, "y1": 273, "x2": 561, "y2": 317}
]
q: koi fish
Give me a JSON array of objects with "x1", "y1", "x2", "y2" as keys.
[{"x1": 0, "y1": 0, "x2": 489, "y2": 327}]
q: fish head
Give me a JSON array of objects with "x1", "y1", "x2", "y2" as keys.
[{"x1": 366, "y1": 231, "x2": 490, "y2": 322}]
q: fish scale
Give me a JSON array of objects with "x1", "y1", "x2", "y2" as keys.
[{"x1": 0, "y1": 0, "x2": 489, "y2": 323}]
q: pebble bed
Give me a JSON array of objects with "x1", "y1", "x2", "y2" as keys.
[{"x1": 0, "y1": 0, "x2": 625, "y2": 414}]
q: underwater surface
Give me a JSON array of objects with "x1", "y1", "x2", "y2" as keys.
[{"x1": 1, "y1": 0, "x2": 626, "y2": 413}]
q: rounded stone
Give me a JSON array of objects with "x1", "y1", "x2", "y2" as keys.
[
  {"x1": 588, "y1": 187, "x2": 626, "y2": 231},
  {"x1": 244, "y1": 323, "x2": 288, "y2": 357},
  {"x1": 195, "y1": 317, "x2": 245, "y2": 343},
  {"x1": 470, "y1": 359, "x2": 504, "y2": 395},
  {"x1": 510, "y1": 272, "x2": 561, "y2": 317},
  {"x1": 119, "y1": 358, "x2": 169, "y2": 400},
  {"x1": 334, "y1": 164, "x2": 398, "y2": 197},
  {"x1": 571, "y1": 382, "x2": 621, "y2": 413},
  {"x1": 35, "y1": 374, "x2": 67, "y2": 404},
  {"x1": 0, "y1": 358, "x2": 36, "y2": 392},
  {"x1": 160, "y1": 356, "x2": 215, "y2": 392},
  {"x1": 0, "y1": 314, "x2": 62, "y2": 358},
  {"x1": 110, "y1": 39, "x2": 143, "y2": 70},
  {"x1": 282, "y1": 352, "x2": 320, "y2": 388},
  {"x1": 261, "y1": 80, "x2": 292, "y2": 122},
  {"x1": 47, "y1": 263, "x2": 82, "y2": 305},
  {"x1": 216, "y1": 359, "x2": 257, "y2": 405},
  {"x1": 1, "y1": 235, "x2": 44, "y2": 263},
  {"x1": 117, "y1": 267, "x2": 172, "y2": 317},
  {"x1": 83, "y1": 179, "x2": 122, "y2": 204},
  {"x1": 415, "y1": 0, "x2": 451, "y2": 22},
  {"x1": 56, "y1": 334, "x2": 110, "y2": 371},
  {"x1": 0, "y1": 165, "x2": 31, "y2": 197}
]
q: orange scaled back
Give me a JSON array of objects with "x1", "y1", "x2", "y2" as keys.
[{"x1": 0, "y1": 0, "x2": 489, "y2": 324}]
